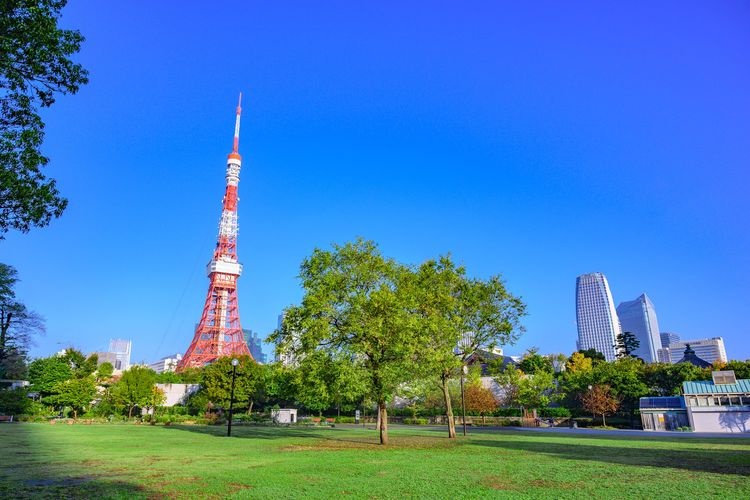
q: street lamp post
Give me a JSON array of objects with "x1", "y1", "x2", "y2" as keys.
[
  {"x1": 227, "y1": 358, "x2": 239, "y2": 437},
  {"x1": 461, "y1": 365, "x2": 468, "y2": 436}
]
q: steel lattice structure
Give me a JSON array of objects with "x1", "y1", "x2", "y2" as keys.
[{"x1": 177, "y1": 95, "x2": 253, "y2": 370}]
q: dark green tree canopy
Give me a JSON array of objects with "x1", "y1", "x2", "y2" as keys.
[
  {"x1": 0, "y1": 0, "x2": 88, "y2": 236},
  {"x1": 0, "y1": 263, "x2": 44, "y2": 378},
  {"x1": 614, "y1": 331, "x2": 641, "y2": 359}
]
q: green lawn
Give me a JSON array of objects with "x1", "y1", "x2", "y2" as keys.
[{"x1": 1, "y1": 423, "x2": 749, "y2": 498}]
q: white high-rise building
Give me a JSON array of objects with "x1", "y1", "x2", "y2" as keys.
[
  {"x1": 108, "y1": 338, "x2": 132, "y2": 371},
  {"x1": 616, "y1": 293, "x2": 661, "y2": 363},
  {"x1": 576, "y1": 272, "x2": 622, "y2": 361},
  {"x1": 149, "y1": 353, "x2": 182, "y2": 374},
  {"x1": 667, "y1": 337, "x2": 727, "y2": 365}
]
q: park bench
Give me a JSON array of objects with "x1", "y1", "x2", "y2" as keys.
[{"x1": 0, "y1": 415, "x2": 14, "y2": 423}]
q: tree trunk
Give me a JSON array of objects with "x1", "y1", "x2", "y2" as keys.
[
  {"x1": 602, "y1": 413, "x2": 606, "y2": 427},
  {"x1": 441, "y1": 374, "x2": 456, "y2": 439},
  {"x1": 128, "y1": 405, "x2": 133, "y2": 418},
  {"x1": 378, "y1": 401, "x2": 388, "y2": 445},
  {"x1": 247, "y1": 400, "x2": 253, "y2": 415},
  {"x1": 73, "y1": 409, "x2": 77, "y2": 419}
]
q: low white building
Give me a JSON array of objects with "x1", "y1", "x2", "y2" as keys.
[
  {"x1": 683, "y1": 371, "x2": 750, "y2": 433},
  {"x1": 271, "y1": 408, "x2": 298, "y2": 424},
  {"x1": 155, "y1": 383, "x2": 200, "y2": 407}
]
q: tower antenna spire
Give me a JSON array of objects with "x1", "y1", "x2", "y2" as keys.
[{"x1": 232, "y1": 92, "x2": 242, "y2": 154}]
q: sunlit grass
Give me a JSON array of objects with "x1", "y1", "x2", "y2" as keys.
[{"x1": 1, "y1": 423, "x2": 749, "y2": 498}]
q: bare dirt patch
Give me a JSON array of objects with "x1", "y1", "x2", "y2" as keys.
[{"x1": 481, "y1": 475, "x2": 517, "y2": 491}]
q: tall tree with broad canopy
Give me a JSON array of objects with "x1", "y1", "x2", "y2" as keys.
[
  {"x1": 200, "y1": 355, "x2": 263, "y2": 413},
  {"x1": 411, "y1": 257, "x2": 526, "y2": 438},
  {"x1": 27, "y1": 354, "x2": 71, "y2": 397},
  {"x1": 111, "y1": 365, "x2": 157, "y2": 418},
  {"x1": 45, "y1": 375, "x2": 97, "y2": 418},
  {"x1": 0, "y1": 0, "x2": 89, "y2": 236},
  {"x1": 0, "y1": 263, "x2": 44, "y2": 378},
  {"x1": 271, "y1": 239, "x2": 422, "y2": 445}
]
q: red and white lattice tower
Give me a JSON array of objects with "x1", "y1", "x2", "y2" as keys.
[{"x1": 177, "y1": 94, "x2": 253, "y2": 370}]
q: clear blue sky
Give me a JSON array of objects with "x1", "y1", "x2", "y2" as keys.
[{"x1": 4, "y1": 1, "x2": 749, "y2": 363}]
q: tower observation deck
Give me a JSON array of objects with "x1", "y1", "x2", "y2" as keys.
[{"x1": 177, "y1": 95, "x2": 253, "y2": 370}]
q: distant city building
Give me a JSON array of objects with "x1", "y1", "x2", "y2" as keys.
[
  {"x1": 668, "y1": 337, "x2": 727, "y2": 365},
  {"x1": 575, "y1": 272, "x2": 622, "y2": 361},
  {"x1": 149, "y1": 353, "x2": 182, "y2": 374},
  {"x1": 108, "y1": 339, "x2": 132, "y2": 370},
  {"x1": 617, "y1": 293, "x2": 661, "y2": 363},
  {"x1": 660, "y1": 332, "x2": 680, "y2": 349},
  {"x1": 656, "y1": 348, "x2": 671, "y2": 363},
  {"x1": 92, "y1": 351, "x2": 119, "y2": 368},
  {"x1": 243, "y1": 329, "x2": 267, "y2": 364}
]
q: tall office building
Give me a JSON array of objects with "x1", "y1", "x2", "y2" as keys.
[
  {"x1": 108, "y1": 338, "x2": 132, "y2": 370},
  {"x1": 616, "y1": 293, "x2": 661, "y2": 363},
  {"x1": 576, "y1": 272, "x2": 621, "y2": 361},
  {"x1": 667, "y1": 337, "x2": 727, "y2": 365},
  {"x1": 660, "y1": 332, "x2": 680, "y2": 349},
  {"x1": 244, "y1": 329, "x2": 267, "y2": 364}
]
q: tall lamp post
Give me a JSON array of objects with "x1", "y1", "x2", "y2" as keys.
[
  {"x1": 227, "y1": 358, "x2": 239, "y2": 437},
  {"x1": 460, "y1": 364, "x2": 468, "y2": 436}
]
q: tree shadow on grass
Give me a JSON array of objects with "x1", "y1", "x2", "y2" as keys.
[
  {"x1": 163, "y1": 423, "x2": 382, "y2": 444},
  {"x1": 0, "y1": 425, "x2": 155, "y2": 498},
  {"x1": 470, "y1": 435, "x2": 750, "y2": 476}
]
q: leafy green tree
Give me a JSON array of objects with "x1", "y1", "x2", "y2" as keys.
[
  {"x1": 495, "y1": 366, "x2": 555, "y2": 412},
  {"x1": 411, "y1": 256, "x2": 525, "y2": 438},
  {"x1": 58, "y1": 348, "x2": 97, "y2": 378},
  {"x1": 96, "y1": 361, "x2": 114, "y2": 382},
  {"x1": 642, "y1": 362, "x2": 709, "y2": 396},
  {"x1": 614, "y1": 331, "x2": 640, "y2": 359},
  {"x1": 518, "y1": 348, "x2": 553, "y2": 375},
  {"x1": 271, "y1": 239, "x2": 423, "y2": 445},
  {"x1": 517, "y1": 371, "x2": 556, "y2": 411},
  {"x1": 557, "y1": 352, "x2": 595, "y2": 409},
  {"x1": 28, "y1": 355, "x2": 71, "y2": 397},
  {"x1": 0, "y1": 387, "x2": 31, "y2": 414},
  {"x1": 593, "y1": 357, "x2": 648, "y2": 425},
  {"x1": 46, "y1": 375, "x2": 97, "y2": 418},
  {"x1": 0, "y1": 263, "x2": 44, "y2": 378},
  {"x1": 200, "y1": 355, "x2": 263, "y2": 413},
  {"x1": 111, "y1": 366, "x2": 157, "y2": 418},
  {"x1": 0, "y1": 0, "x2": 89, "y2": 236},
  {"x1": 576, "y1": 349, "x2": 606, "y2": 363}
]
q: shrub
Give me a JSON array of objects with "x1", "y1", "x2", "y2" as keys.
[
  {"x1": 404, "y1": 418, "x2": 429, "y2": 425},
  {"x1": 336, "y1": 416, "x2": 356, "y2": 424},
  {"x1": 495, "y1": 408, "x2": 523, "y2": 417},
  {"x1": 540, "y1": 407, "x2": 571, "y2": 418}
]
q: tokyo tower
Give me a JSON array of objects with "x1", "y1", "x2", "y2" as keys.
[{"x1": 177, "y1": 95, "x2": 253, "y2": 370}]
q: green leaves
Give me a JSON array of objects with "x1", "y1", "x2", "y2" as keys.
[{"x1": 0, "y1": 0, "x2": 88, "y2": 236}]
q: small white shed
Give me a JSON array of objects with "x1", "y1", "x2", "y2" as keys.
[{"x1": 271, "y1": 408, "x2": 298, "y2": 424}]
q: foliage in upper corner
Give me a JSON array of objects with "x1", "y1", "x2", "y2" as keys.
[{"x1": 0, "y1": 0, "x2": 89, "y2": 237}]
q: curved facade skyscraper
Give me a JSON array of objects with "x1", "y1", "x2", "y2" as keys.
[
  {"x1": 617, "y1": 293, "x2": 661, "y2": 363},
  {"x1": 576, "y1": 272, "x2": 621, "y2": 361}
]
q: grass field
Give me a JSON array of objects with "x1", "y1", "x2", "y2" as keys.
[{"x1": 1, "y1": 423, "x2": 749, "y2": 498}]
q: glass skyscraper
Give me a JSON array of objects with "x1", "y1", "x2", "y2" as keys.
[
  {"x1": 576, "y1": 272, "x2": 621, "y2": 361},
  {"x1": 616, "y1": 293, "x2": 661, "y2": 363}
]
